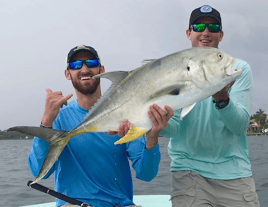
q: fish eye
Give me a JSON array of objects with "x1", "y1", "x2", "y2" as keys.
[{"x1": 218, "y1": 53, "x2": 223, "y2": 59}]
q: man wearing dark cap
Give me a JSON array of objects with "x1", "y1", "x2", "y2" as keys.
[
  {"x1": 118, "y1": 4, "x2": 259, "y2": 207},
  {"x1": 28, "y1": 45, "x2": 162, "y2": 207},
  {"x1": 157, "y1": 5, "x2": 259, "y2": 207},
  {"x1": 186, "y1": 5, "x2": 223, "y2": 48}
]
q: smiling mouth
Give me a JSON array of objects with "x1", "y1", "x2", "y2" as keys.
[
  {"x1": 81, "y1": 77, "x2": 91, "y2": 80},
  {"x1": 200, "y1": 39, "x2": 211, "y2": 43}
]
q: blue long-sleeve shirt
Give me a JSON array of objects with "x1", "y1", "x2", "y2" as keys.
[
  {"x1": 28, "y1": 100, "x2": 161, "y2": 207},
  {"x1": 160, "y1": 58, "x2": 253, "y2": 180}
]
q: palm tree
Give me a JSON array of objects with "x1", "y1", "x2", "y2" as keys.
[{"x1": 254, "y1": 109, "x2": 267, "y2": 130}]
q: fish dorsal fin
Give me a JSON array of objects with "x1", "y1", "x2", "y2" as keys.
[
  {"x1": 149, "y1": 82, "x2": 187, "y2": 100},
  {"x1": 79, "y1": 71, "x2": 129, "y2": 125},
  {"x1": 180, "y1": 103, "x2": 196, "y2": 120},
  {"x1": 93, "y1": 71, "x2": 129, "y2": 87}
]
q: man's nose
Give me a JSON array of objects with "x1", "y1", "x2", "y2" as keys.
[
  {"x1": 202, "y1": 26, "x2": 210, "y2": 35},
  {"x1": 80, "y1": 62, "x2": 90, "y2": 71}
]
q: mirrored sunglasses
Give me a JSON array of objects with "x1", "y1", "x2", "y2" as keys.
[
  {"x1": 191, "y1": 23, "x2": 221, "y2": 33},
  {"x1": 69, "y1": 59, "x2": 99, "y2": 69}
]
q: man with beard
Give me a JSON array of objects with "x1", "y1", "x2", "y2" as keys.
[{"x1": 28, "y1": 45, "x2": 164, "y2": 207}]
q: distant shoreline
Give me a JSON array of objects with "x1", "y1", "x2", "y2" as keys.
[
  {"x1": 0, "y1": 137, "x2": 34, "y2": 140},
  {"x1": 0, "y1": 131, "x2": 34, "y2": 140},
  {"x1": 0, "y1": 134, "x2": 267, "y2": 140},
  {"x1": 0, "y1": 128, "x2": 267, "y2": 140},
  {"x1": 247, "y1": 132, "x2": 268, "y2": 136}
]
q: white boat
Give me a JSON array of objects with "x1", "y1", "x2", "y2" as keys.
[{"x1": 22, "y1": 195, "x2": 171, "y2": 207}]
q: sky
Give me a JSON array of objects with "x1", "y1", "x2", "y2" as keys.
[{"x1": 0, "y1": 0, "x2": 267, "y2": 130}]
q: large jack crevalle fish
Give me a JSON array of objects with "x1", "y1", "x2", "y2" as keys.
[{"x1": 8, "y1": 47, "x2": 242, "y2": 184}]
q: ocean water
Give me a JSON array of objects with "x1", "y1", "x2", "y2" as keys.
[{"x1": 0, "y1": 136, "x2": 268, "y2": 207}]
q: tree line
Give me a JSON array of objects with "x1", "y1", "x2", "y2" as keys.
[{"x1": 250, "y1": 109, "x2": 268, "y2": 133}]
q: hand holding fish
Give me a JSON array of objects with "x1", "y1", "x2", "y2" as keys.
[
  {"x1": 145, "y1": 104, "x2": 173, "y2": 149},
  {"x1": 212, "y1": 80, "x2": 235, "y2": 102},
  {"x1": 108, "y1": 104, "x2": 173, "y2": 149},
  {"x1": 107, "y1": 119, "x2": 132, "y2": 137},
  {"x1": 41, "y1": 88, "x2": 73, "y2": 127}
]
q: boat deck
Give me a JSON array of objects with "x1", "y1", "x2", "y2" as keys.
[{"x1": 22, "y1": 195, "x2": 171, "y2": 207}]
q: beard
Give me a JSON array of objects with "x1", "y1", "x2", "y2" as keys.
[{"x1": 70, "y1": 72, "x2": 100, "y2": 95}]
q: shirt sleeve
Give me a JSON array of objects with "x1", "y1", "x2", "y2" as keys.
[
  {"x1": 215, "y1": 60, "x2": 253, "y2": 136},
  {"x1": 159, "y1": 109, "x2": 182, "y2": 138},
  {"x1": 126, "y1": 135, "x2": 161, "y2": 182},
  {"x1": 27, "y1": 119, "x2": 61, "y2": 179}
]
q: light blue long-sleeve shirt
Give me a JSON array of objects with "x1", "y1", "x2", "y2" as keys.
[
  {"x1": 160, "y1": 58, "x2": 253, "y2": 180},
  {"x1": 28, "y1": 100, "x2": 161, "y2": 207}
]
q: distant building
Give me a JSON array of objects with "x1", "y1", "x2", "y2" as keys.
[{"x1": 247, "y1": 119, "x2": 260, "y2": 133}]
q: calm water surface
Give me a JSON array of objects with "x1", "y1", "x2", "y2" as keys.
[{"x1": 0, "y1": 136, "x2": 268, "y2": 206}]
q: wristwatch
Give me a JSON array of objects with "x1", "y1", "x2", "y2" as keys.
[
  {"x1": 213, "y1": 98, "x2": 229, "y2": 110},
  {"x1": 40, "y1": 123, "x2": 52, "y2": 129}
]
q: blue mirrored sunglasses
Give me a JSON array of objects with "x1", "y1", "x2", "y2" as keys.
[{"x1": 69, "y1": 59, "x2": 99, "y2": 69}]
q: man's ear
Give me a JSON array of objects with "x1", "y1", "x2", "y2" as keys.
[
  {"x1": 219, "y1": 31, "x2": 224, "y2": 42},
  {"x1": 100, "y1": 65, "x2": 105, "y2": 74},
  {"x1": 186, "y1": 29, "x2": 191, "y2": 40},
  {"x1": 65, "y1": 69, "x2": 71, "y2": 80}
]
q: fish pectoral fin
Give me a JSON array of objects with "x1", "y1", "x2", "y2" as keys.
[
  {"x1": 114, "y1": 126, "x2": 147, "y2": 145},
  {"x1": 149, "y1": 83, "x2": 187, "y2": 99},
  {"x1": 180, "y1": 103, "x2": 196, "y2": 120}
]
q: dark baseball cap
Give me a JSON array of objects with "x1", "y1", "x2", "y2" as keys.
[
  {"x1": 189, "y1": 5, "x2": 222, "y2": 29},
  {"x1": 67, "y1": 45, "x2": 101, "y2": 64}
]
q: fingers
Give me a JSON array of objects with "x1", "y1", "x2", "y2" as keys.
[
  {"x1": 107, "y1": 130, "x2": 118, "y2": 135},
  {"x1": 107, "y1": 120, "x2": 131, "y2": 137},
  {"x1": 164, "y1": 105, "x2": 174, "y2": 119},
  {"x1": 229, "y1": 80, "x2": 235, "y2": 88},
  {"x1": 224, "y1": 83, "x2": 232, "y2": 91},
  {"x1": 145, "y1": 104, "x2": 173, "y2": 149},
  {"x1": 45, "y1": 88, "x2": 69, "y2": 97},
  {"x1": 42, "y1": 88, "x2": 73, "y2": 126},
  {"x1": 148, "y1": 104, "x2": 173, "y2": 133},
  {"x1": 107, "y1": 119, "x2": 132, "y2": 137},
  {"x1": 212, "y1": 85, "x2": 231, "y2": 102},
  {"x1": 45, "y1": 88, "x2": 53, "y2": 93},
  {"x1": 45, "y1": 88, "x2": 73, "y2": 107},
  {"x1": 59, "y1": 93, "x2": 73, "y2": 106},
  {"x1": 148, "y1": 105, "x2": 162, "y2": 125},
  {"x1": 212, "y1": 78, "x2": 236, "y2": 101},
  {"x1": 149, "y1": 104, "x2": 172, "y2": 123},
  {"x1": 118, "y1": 119, "x2": 131, "y2": 137}
]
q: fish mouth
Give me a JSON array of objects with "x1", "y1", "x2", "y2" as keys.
[{"x1": 225, "y1": 58, "x2": 241, "y2": 76}]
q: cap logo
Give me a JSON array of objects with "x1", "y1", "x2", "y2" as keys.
[
  {"x1": 200, "y1": 5, "x2": 213, "y2": 13},
  {"x1": 74, "y1": 45, "x2": 90, "y2": 51}
]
